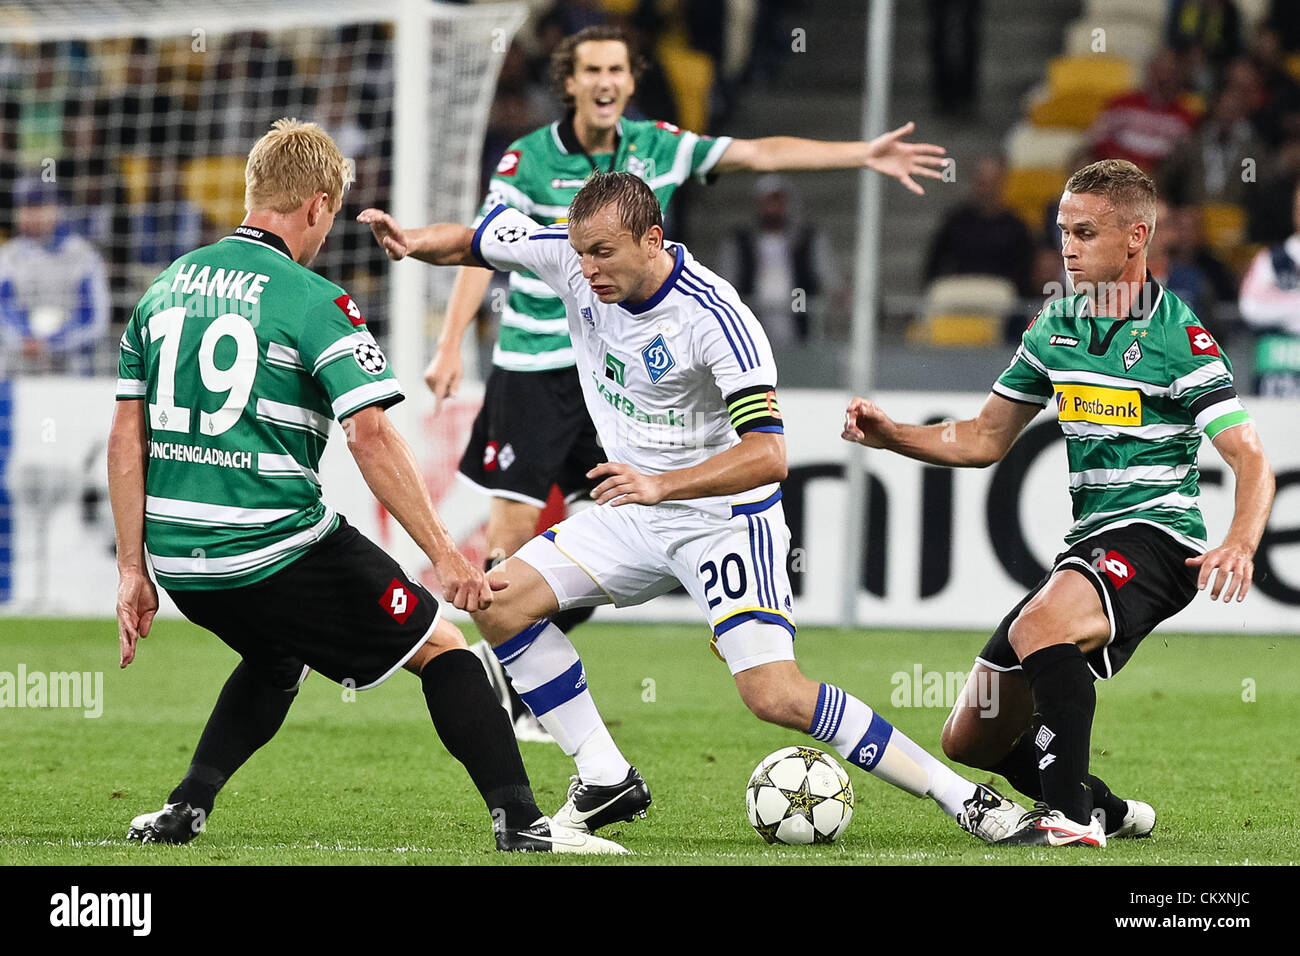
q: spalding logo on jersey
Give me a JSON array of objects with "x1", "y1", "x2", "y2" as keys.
[
  {"x1": 496, "y1": 150, "x2": 521, "y2": 177},
  {"x1": 1187, "y1": 326, "x2": 1220, "y2": 357},
  {"x1": 642, "y1": 334, "x2": 675, "y2": 383},
  {"x1": 354, "y1": 341, "x2": 388, "y2": 374},
  {"x1": 494, "y1": 224, "x2": 527, "y2": 244},
  {"x1": 334, "y1": 294, "x2": 366, "y2": 327}
]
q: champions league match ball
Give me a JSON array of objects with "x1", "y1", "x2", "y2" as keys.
[{"x1": 746, "y1": 746, "x2": 854, "y2": 845}]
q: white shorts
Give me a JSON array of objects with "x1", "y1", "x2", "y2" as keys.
[{"x1": 514, "y1": 489, "x2": 796, "y2": 674}]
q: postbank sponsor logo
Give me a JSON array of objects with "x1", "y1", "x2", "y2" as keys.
[{"x1": 1053, "y1": 384, "x2": 1142, "y2": 425}]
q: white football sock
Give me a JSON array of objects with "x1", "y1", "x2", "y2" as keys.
[
  {"x1": 810, "y1": 683, "x2": 974, "y2": 817},
  {"x1": 494, "y1": 620, "x2": 630, "y2": 785}
]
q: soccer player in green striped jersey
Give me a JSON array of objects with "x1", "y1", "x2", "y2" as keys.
[
  {"x1": 843, "y1": 160, "x2": 1276, "y2": 847},
  {"x1": 423, "y1": 24, "x2": 948, "y2": 739},
  {"x1": 107, "y1": 119, "x2": 623, "y2": 854}
]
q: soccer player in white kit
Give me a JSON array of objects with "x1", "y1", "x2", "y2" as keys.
[{"x1": 359, "y1": 173, "x2": 1028, "y2": 844}]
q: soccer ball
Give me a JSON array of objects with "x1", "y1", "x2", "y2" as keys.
[{"x1": 746, "y1": 746, "x2": 854, "y2": 845}]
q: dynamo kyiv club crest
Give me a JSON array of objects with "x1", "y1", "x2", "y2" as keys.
[{"x1": 642, "y1": 334, "x2": 675, "y2": 383}]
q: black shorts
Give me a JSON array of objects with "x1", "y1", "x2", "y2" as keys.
[
  {"x1": 168, "y1": 518, "x2": 441, "y2": 691},
  {"x1": 458, "y1": 365, "x2": 603, "y2": 508},
  {"x1": 977, "y1": 523, "x2": 1200, "y2": 680}
]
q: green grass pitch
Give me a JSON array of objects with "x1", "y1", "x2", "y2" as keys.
[{"x1": 1, "y1": 618, "x2": 1296, "y2": 865}]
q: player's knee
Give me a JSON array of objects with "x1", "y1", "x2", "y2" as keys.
[
  {"x1": 740, "y1": 682, "x2": 805, "y2": 729},
  {"x1": 1007, "y1": 604, "x2": 1052, "y2": 658},
  {"x1": 940, "y1": 716, "x2": 986, "y2": 767}
]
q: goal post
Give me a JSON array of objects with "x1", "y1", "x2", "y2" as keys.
[{"x1": 0, "y1": 0, "x2": 526, "y2": 611}]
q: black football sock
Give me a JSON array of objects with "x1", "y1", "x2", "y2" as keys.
[
  {"x1": 1020, "y1": 643, "x2": 1096, "y2": 826},
  {"x1": 551, "y1": 605, "x2": 594, "y2": 634},
  {"x1": 1085, "y1": 773, "x2": 1129, "y2": 832},
  {"x1": 990, "y1": 732, "x2": 1127, "y2": 825},
  {"x1": 989, "y1": 732, "x2": 1043, "y2": 799},
  {"x1": 169, "y1": 660, "x2": 297, "y2": 814},
  {"x1": 420, "y1": 648, "x2": 539, "y2": 828}
]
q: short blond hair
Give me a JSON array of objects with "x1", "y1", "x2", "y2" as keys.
[
  {"x1": 244, "y1": 118, "x2": 351, "y2": 214},
  {"x1": 1064, "y1": 159, "x2": 1158, "y2": 240}
]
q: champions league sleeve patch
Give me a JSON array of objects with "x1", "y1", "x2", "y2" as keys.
[
  {"x1": 494, "y1": 224, "x2": 527, "y2": 243},
  {"x1": 354, "y1": 341, "x2": 388, "y2": 374}
]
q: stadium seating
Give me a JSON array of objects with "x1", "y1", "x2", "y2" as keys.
[
  {"x1": 1200, "y1": 203, "x2": 1247, "y2": 255},
  {"x1": 1002, "y1": 166, "x2": 1066, "y2": 230},
  {"x1": 184, "y1": 156, "x2": 248, "y2": 231},
  {"x1": 910, "y1": 275, "x2": 1018, "y2": 347},
  {"x1": 1004, "y1": 123, "x2": 1086, "y2": 171}
]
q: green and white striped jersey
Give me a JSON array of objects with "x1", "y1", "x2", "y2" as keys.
[
  {"x1": 117, "y1": 226, "x2": 403, "y2": 590},
  {"x1": 993, "y1": 276, "x2": 1251, "y2": 551},
  {"x1": 477, "y1": 115, "x2": 732, "y2": 372}
]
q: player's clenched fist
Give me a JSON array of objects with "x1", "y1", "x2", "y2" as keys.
[
  {"x1": 841, "y1": 397, "x2": 896, "y2": 448},
  {"x1": 434, "y1": 549, "x2": 505, "y2": 612},
  {"x1": 357, "y1": 208, "x2": 409, "y2": 260}
]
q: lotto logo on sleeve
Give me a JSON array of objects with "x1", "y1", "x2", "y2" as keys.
[
  {"x1": 656, "y1": 121, "x2": 682, "y2": 135},
  {"x1": 1187, "y1": 326, "x2": 1220, "y2": 357},
  {"x1": 334, "y1": 294, "x2": 366, "y2": 327},
  {"x1": 496, "y1": 150, "x2": 522, "y2": 176},
  {"x1": 380, "y1": 579, "x2": 419, "y2": 623},
  {"x1": 1098, "y1": 550, "x2": 1135, "y2": 589}
]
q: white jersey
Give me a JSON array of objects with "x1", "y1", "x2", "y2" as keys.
[{"x1": 473, "y1": 204, "x2": 784, "y2": 513}]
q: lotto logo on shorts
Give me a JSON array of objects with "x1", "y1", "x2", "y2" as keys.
[
  {"x1": 380, "y1": 579, "x2": 419, "y2": 624},
  {"x1": 1099, "y1": 550, "x2": 1135, "y2": 589},
  {"x1": 483, "y1": 441, "x2": 499, "y2": 471}
]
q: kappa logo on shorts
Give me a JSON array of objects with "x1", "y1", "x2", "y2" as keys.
[
  {"x1": 380, "y1": 578, "x2": 419, "y2": 624},
  {"x1": 1098, "y1": 549, "x2": 1135, "y2": 589},
  {"x1": 642, "y1": 334, "x2": 675, "y2": 383}
]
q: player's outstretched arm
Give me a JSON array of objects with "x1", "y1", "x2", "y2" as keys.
[
  {"x1": 842, "y1": 392, "x2": 1039, "y2": 467},
  {"x1": 343, "y1": 405, "x2": 501, "y2": 611},
  {"x1": 715, "y1": 122, "x2": 948, "y2": 195},
  {"x1": 588, "y1": 432, "x2": 787, "y2": 506},
  {"x1": 356, "y1": 209, "x2": 478, "y2": 267},
  {"x1": 106, "y1": 399, "x2": 158, "y2": 668},
  {"x1": 1186, "y1": 423, "x2": 1275, "y2": 602},
  {"x1": 424, "y1": 266, "x2": 494, "y2": 414}
]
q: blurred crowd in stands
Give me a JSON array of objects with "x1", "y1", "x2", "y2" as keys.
[
  {"x1": 0, "y1": 0, "x2": 777, "y2": 375},
  {"x1": 5, "y1": 0, "x2": 1300, "y2": 395},
  {"x1": 922, "y1": 0, "x2": 1300, "y2": 393}
]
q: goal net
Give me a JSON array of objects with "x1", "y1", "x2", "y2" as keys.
[{"x1": 0, "y1": 0, "x2": 525, "y2": 611}]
